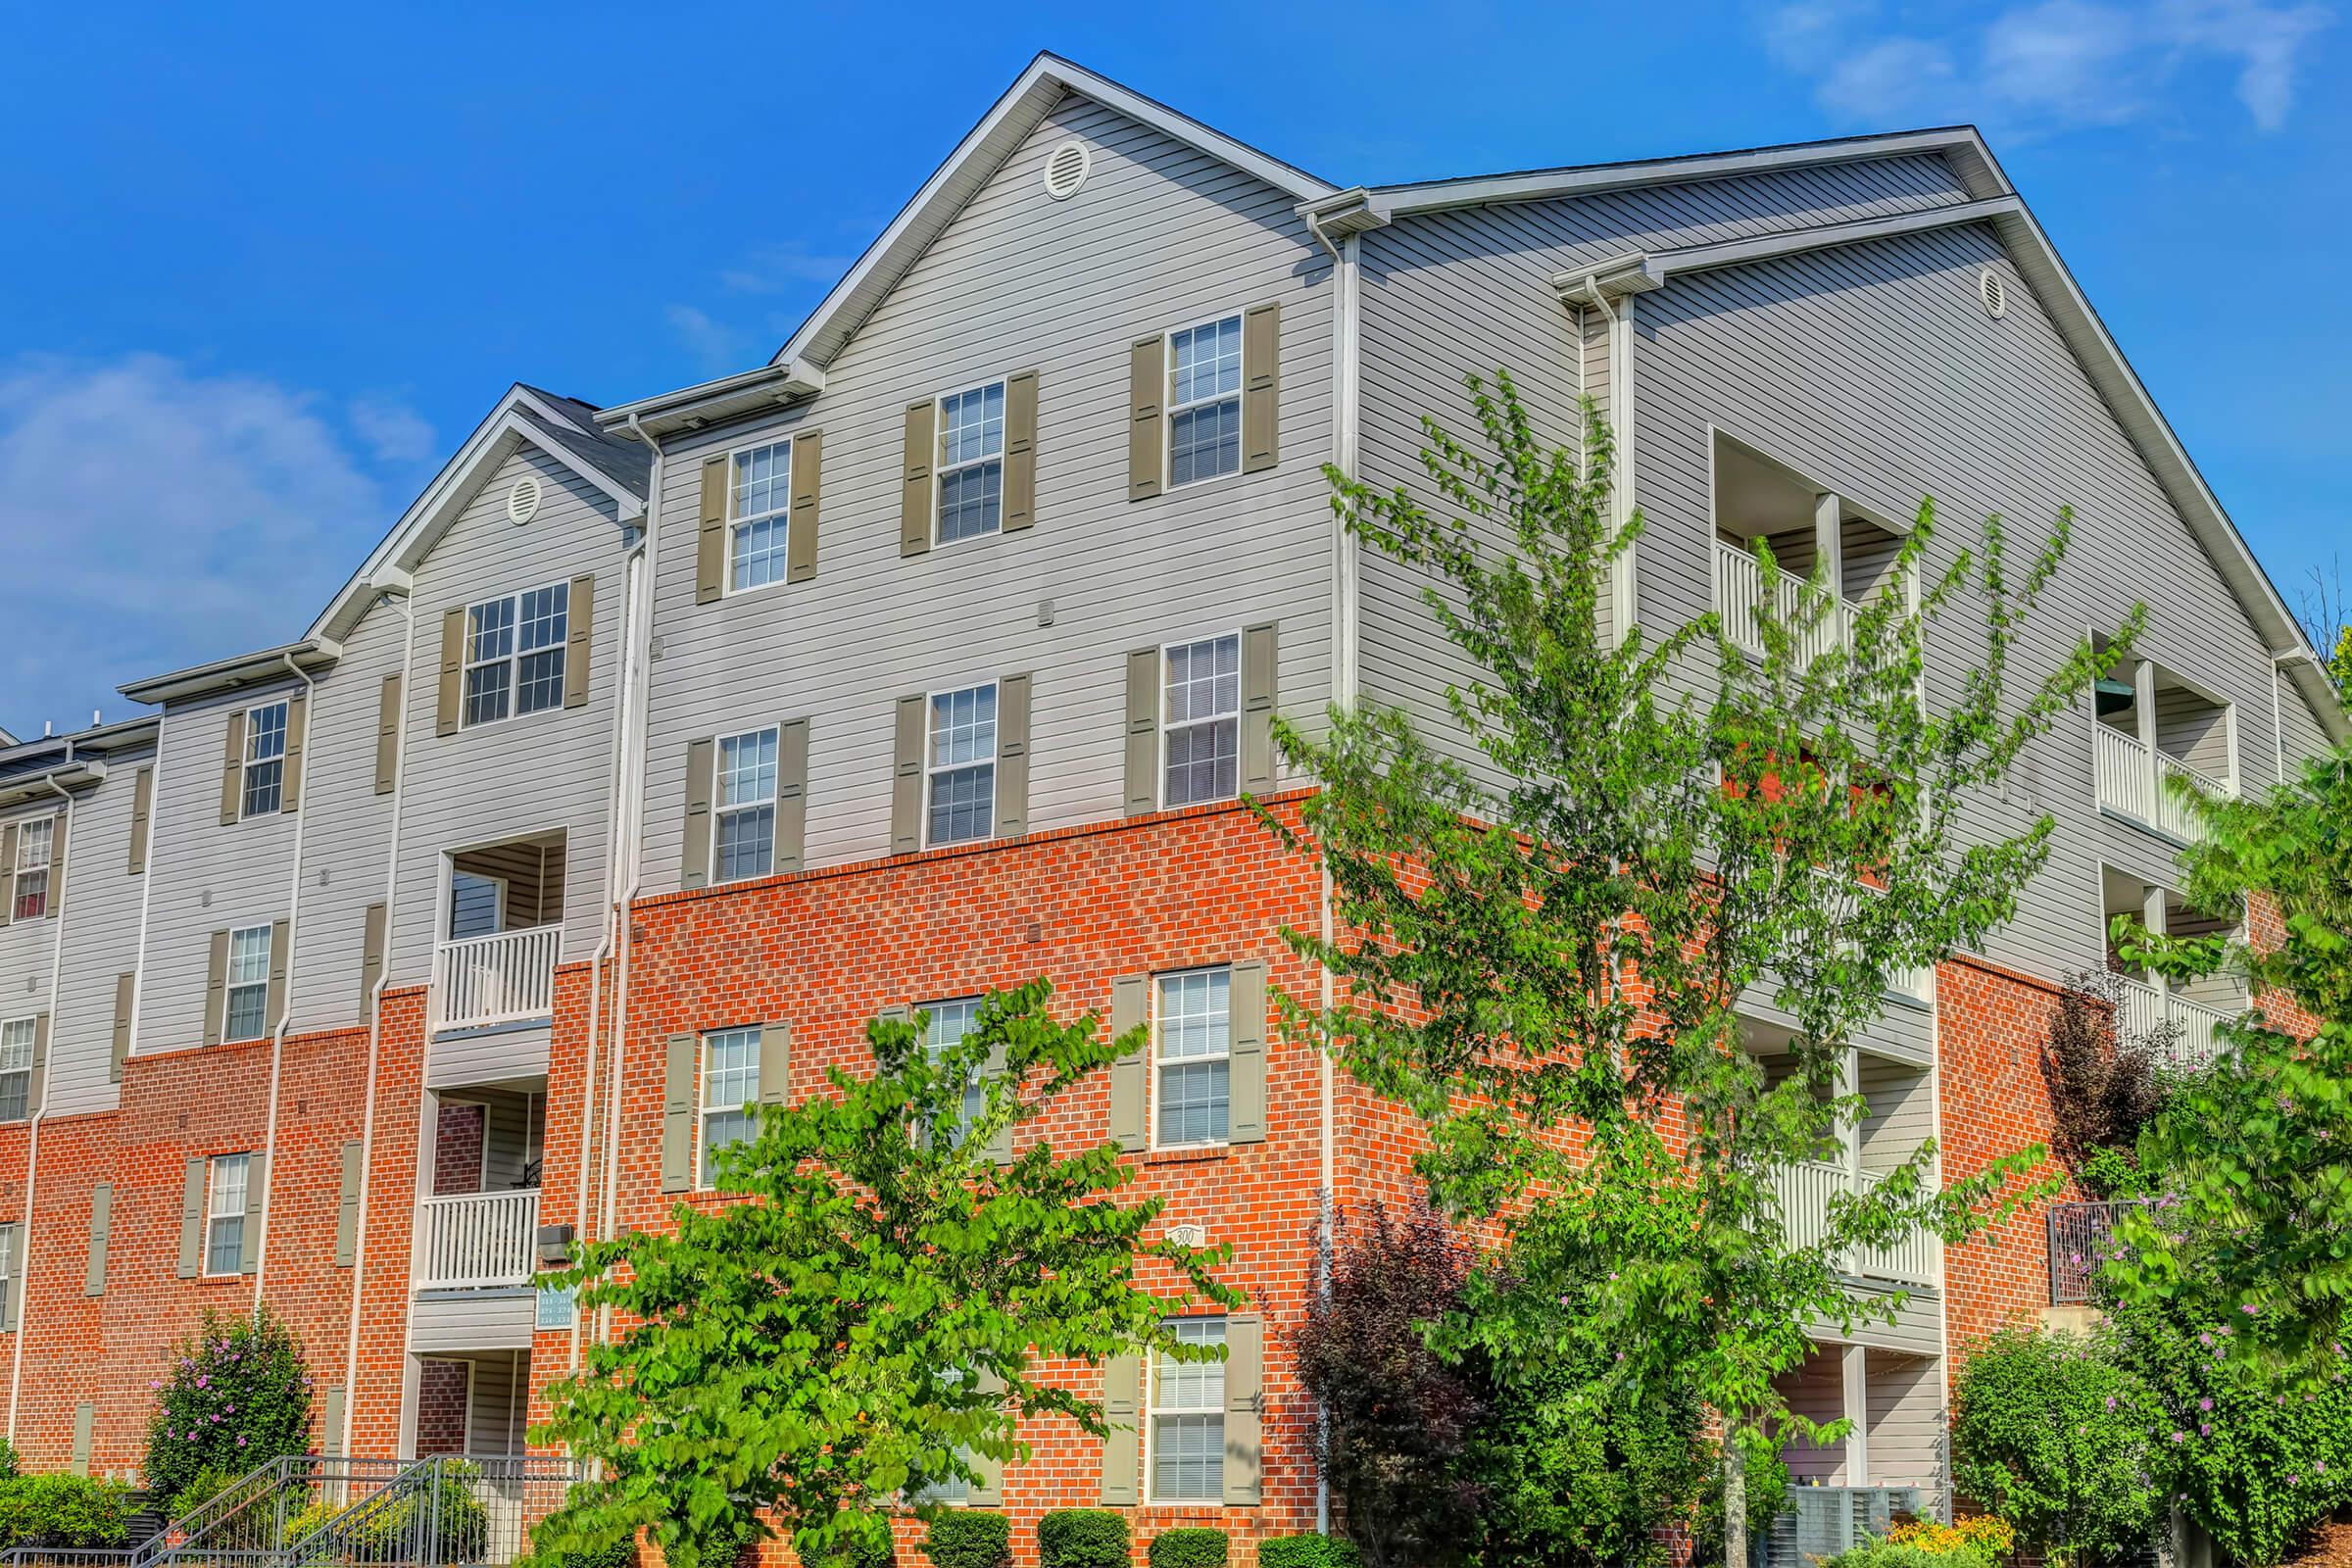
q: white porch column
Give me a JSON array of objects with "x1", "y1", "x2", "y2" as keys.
[
  {"x1": 1814, "y1": 492, "x2": 1844, "y2": 600},
  {"x1": 1842, "y1": 1344, "x2": 1871, "y2": 1486}
]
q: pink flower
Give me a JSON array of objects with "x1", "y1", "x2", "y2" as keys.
[
  {"x1": 2241, "y1": 1303, "x2": 2260, "y2": 1315},
  {"x1": 2199, "y1": 1397, "x2": 2213, "y2": 1411},
  {"x1": 2172, "y1": 1431, "x2": 2186, "y2": 1444}
]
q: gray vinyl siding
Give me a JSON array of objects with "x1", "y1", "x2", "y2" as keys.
[
  {"x1": 2278, "y1": 667, "x2": 2335, "y2": 773},
  {"x1": 463, "y1": 1350, "x2": 529, "y2": 1453},
  {"x1": 391, "y1": 443, "x2": 627, "y2": 984},
  {"x1": 1857, "y1": 1056, "x2": 1935, "y2": 1173},
  {"x1": 425, "y1": 1025, "x2": 551, "y2": 1092},
  {"x1": 2153, "y1": 685, "x2": 2234, "y2": 779},
  {"x1": 1774, "y1": 1347, "x2": 1847, "y2": 1483},
  {"x1": 408, "y1": 1292, "x2": 533, "y2": 1352},
  {"x1": 0, "y1": 799, "x2": 63, "y2": 1022},
  {"x1": 637, "y1": 93, "x2": 1334, "y2": 890},
  {"x1": 1865, "y1": 1348, "x2": 1948, "y2": 1512},
  {"x1": 43, "y1": 746, "x2": 154, "y2": 1115}
]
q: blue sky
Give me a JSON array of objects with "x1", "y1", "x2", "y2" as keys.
[{"x1": 2, "y1": 0, "x2": 2344, "y2": 736}]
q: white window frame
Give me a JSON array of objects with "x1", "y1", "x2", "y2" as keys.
[
  {"x1": 931, "y1": 378, "x2": 1008, "y2": 548},
  {"x1": 1163, "y1": 313, "x2": 1245, "y2": 492},
  {"x1": 461, "y1": 582, "x2": 570, "y2": 730},
  {"x1": 1150, "y1": 966, "x2": 1232, "y2": 1152},
  {"x1": 1145, "y1": 1315, "x2": 1227, "y2": 1504},
  {"x1": 922, "y1": 997, "x2": 987, "y2": 1143},
  {"x1": 239, "y1": 699, "x2": 289, "y2": 818},
  {"x1": 724, "y1": 438, "x2": 795, "y2": 598},
  {"x1": 204, "y1": 1152, "x2": 249, "y2": 1278},
  {"x1": 0, "y1": 1017, "x2": 33, "y2": 1123},
  {"x1": 221, "y1": 923, "x2": 272, "y2": 1045},
  {"x1": 710, "y1": 725, "x2": 781, "y2": 885},
  {"x1": 923, "y1": 680, "x2": 1000, "y2": 850},
  {"x1": 1158, "y1": 631, "x2": 1244, "y2": 810},
  {"x1": 696, "y1": 1025, "x2": 762, "y2": 1191},
  {"x1": 9, "y1": 817, "x2": 51, "y2": 921}
]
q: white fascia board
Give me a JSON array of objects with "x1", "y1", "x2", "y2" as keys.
[{"x1": 591, "y1": 360, "x2": 827, "y2": 440}]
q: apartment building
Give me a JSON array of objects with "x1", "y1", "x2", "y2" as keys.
[{"x1": 0, "y1": 53, "x2": 2338, "y2": 1561}]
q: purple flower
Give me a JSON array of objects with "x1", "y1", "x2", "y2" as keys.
[
  {"x1": 2200, "y1": 1333, "x2": 2215, "y2": 1348},
  {"x1": 2241, "y1": 1303, "x2": 2261, "y2": 1315},
  {"x1": 2106, "y1": 1396, "x2": 2119, "y2": 1412},
  {"x1": 2199, "y1": 1397, "x2": 2213, "y2": 1411},
  {"x1": 2172, "y1": 1431, "x2": 2186, "y2": 1444},
  {"x1": 2199, "y1": 1423, "x2": 2211, "y2": 1436},
  {"x1": 236, "y1": 1437, "x2": 247, "y2": 1447}
]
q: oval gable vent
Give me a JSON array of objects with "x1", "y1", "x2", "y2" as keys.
[
  {"x1": 1043, "y1": 139, "x2": 1091, "y2": 201},
  {"x1": 1978, "y1": 267, "x2": 2008, "y2": 320},
  {"x1": 507, "y1": 475, "x2": 543, "y2": 526}
]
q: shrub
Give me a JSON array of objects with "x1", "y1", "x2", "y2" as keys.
[
  {"x1": 0, "y1": 1473, "x2": 136, "y2": 1548},
  {"x1": 534, "y1": 1535, "x2": 641, "y2": 1568},
  {"x1": 142, "y1": 1305, "x2": 314, "y2": 1508},
  {"x1": 926, "y1": 1511, "x2": 1009, "y2": 1568},
  {"x1": 1259, "y1": 1540, "x2": 1362, "y2": 1568},
  {"x1": 1887, "y1": 1517, "x2": 2016, "y2": 1560},
  {"x1": 1148, "y1": 1527, "x2": 1228, "y2": 1567},
  {"x1": 0, "y1": 1441, "x2": 21, "y2": 1483},
  {"x1": 1819, "y1": 1543, "x2": 1979, "y2": 1568},
  {"x1": 167, "y1": 1461, "x2": 251, "y2": 1521},
  {"x1": 1037, "y1": 1509, "x2": 1129, "y2": 1568},
  {"x1": 1951, "y1": 1325, "x2": 2165, "y2": 1568},
  {"x1": 823, "y1": 1524, "x2": 894, "y2": 1568}
]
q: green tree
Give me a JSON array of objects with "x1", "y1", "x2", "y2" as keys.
[
  {"x1": 1266, "y1": 373, "x2": 2128, "y2": 1558},
  {"x1": 531, "y1": 983, "x2": 1239, "y2": 1568},
  {"x1": 143, "y1": 1306, "x2": 315, "y2": 1509}
]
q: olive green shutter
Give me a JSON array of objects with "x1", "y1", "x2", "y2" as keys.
[
  {"x1": 238, "y1": 1152, "x2": 267, "y2": 1274},
  {"x1": 110, "y1": 972, "x2": 133, "y2": 1083},
  {"x1": 995, "y1": 673, "x2": 1030, "y2": 840},
  {"x1": 1242, "y1": 621, "x2": 1280, "y2": 796},
  {"x1": 334, "y1": 1140, "x2": 363, "y2": 1267},
  {"x1": 697, "y1": 456, "x2": 729, "y2": 604},
  {"x1": 969, "y1": 1365, "x2": 1007, "y2": 1503},
  {"x1": 681, "y1": 739, "x2": 715, "y2": 890},
  {"x1": 321, "y1": 1384, "x2": 348, "y2": 1459},
  {"x1": 0, "y1": 825, "x2": 13, "y2": 930},
  {"x1": 176, "y1": 1157, "x2": 206, "y2": 1277},
  {"x1": 891, "y1": 695, "x2": 926, "y2": 855},
  {"x1": 265, "y1": 919, "x2": 291, "y2": 1034},
  {"x1": 1241, "y1": 302, "x2": 1280, "y2": 474},
  {"x1": 1100, "y1": 1352, "x2": 1142, "y2": 1504},
  {"x1": 759, "y1": 1022, "x2": 792, "y2": 1113},
  {"x1": 984, "y1": 1023, "x2": 1015, "y2": 1167},
  {"x1": 70, "y1": 1403, "x2": 94, "y2": 1476},
  {"x1": 360, "y1": 903, "x2": 388, "y2": 1019},
  {"x1": 84, "y1": 1183, "x2": 111, "y2": 1298},
  {"x1": 436, "y1": 609, "x2": 466, "y2": 736},
  {"x1": 1003, "y1": 369, "x2": 1039, "y2": 532},
  {"x1": 128, "y1": 765, "x2": 154, "y2": 872},
  {"x1": 564, "y1": 574, "x2": 595, "y2": 709},
  {"x1": 1124, "y1": 649, "x2": 1161, "y2": 816},
  {"x1": 1128, "y1": 335, "x2": 1165, "y2": 501},
  {"x1": 776, "y1": 719, "x2": 808, "y2": 873},
  {"x1": 373, "y1": 674, "x2": 402, "y2": 794},
  {"x1": 1108, "y1": 974, "x2": 1149, "y2": 1152},
  {"x1": 0, "y1": 1226, "x2": 20, "y2": 1330},
  {"x1": 281, "y1": 693, "x2": 308, "y2": 811},
  {"x1": 662, "y1": 1034, "x2": 696, "y2": 1192},
  {"x1": 202, "y1": 929, "x2": 229, "y2": 1048},
  {"x1": 787, "y1": 430, "x2": 821, "y2": 583},
  {"x1": 219, "y1": 709, "x2": 247, "y2": 824},
  {"x1": 1228, "y1": 960, "x2": 1267, "y2": 1145},
  {"x1": 901, "y1": 401, "x2": 936, "y2": 557},
  {"x1": 1224, "y1": 1311, "x2": 1264, "y2": 1503},
  {"x1": 27, "y1": 1013, "x2": 47, "y2": 1115},
  {"x1": 44, "y1": 811, "x2": 65, "y2": 918}
]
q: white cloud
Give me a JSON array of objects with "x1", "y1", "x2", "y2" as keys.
[
  {"x1": 348, "y1": 394, "x2": 437, "y2": 466},
  {"x1": 664, "y1": 304, "x2": 746, "y2": 374},
  {"x1": 718, "y1": 241, "x2": 855, "y2": 295},
  {"x1": 0, "y1": 355, "x2": 382, "y2": 736},
  {"x1": 1764, "y1": 0, "x2": 2333, "y2": 131}
]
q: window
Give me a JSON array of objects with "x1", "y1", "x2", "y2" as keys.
[
  {"x1": 1150, "y1": 1317, "x2": 1226, "y2": 1502},
  {"x1": 713, "y1": 727, "x2": 779, "y2": 883},
  {"x1": 205, "y1": 1153, "x2": 249, "y2": 1277},
  {"x1": 698, "y1": 1026, "x2": 761, "y2": 1187},
  {"x1": 463, "y1": 584, "x2": 569, "y2": 727},
  {"x1": 935, "y1": 381, "x2": 1005, "y2": 544},
  {"x1": 926, "y1": 683, "x2": 998, "y2": 847},
  {"x1": 917, "y1": 1364, "x2": 976, "y2": 1504},
  {"x1": 924, "y1": 997, "x2": 988, "y2": 1142},
  {"x1": 1154, "y1": 968, "x2": 1231, "y2": 1148},
  {"x1": 729, "y1": 441, "x2": 793, "y2": 593},
  {"x1": 1163, "y1": 634, "x2": 1241, "y2": 808},
  {"x1": 0, "y1": 1019, "x2": 30, "y2": 1122},
  {"x1": 222, "y1": 924, "x2": 271, "y2": 1044},
  {"x1": 240, "y1": 701, "x2": 288, "y2": 817},
  {"x1": 1167, "y1": 316, "x2": 1243, "y2": 487},
  {"x1": 9, "y1": 819, "x2": 50, "y2": 921}
]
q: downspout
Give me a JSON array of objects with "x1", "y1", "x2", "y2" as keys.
[
  {"x1": 338, "y1": 586, "x2": 417, "y2": 1454},
  {"x1": 1572, "y1": 275, "x2": 1638, "y2": 642},
  {"x1": 7, "y1": 755, "x2": 78, "y2": 1442},
  {"x1": 250, "y1": 652, "x2": 319, "y2": 1310}
]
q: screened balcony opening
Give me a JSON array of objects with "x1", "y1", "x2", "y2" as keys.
[
  {"x1": 1749, "y1": 1042, "x2": 1938, "y2": 1288},
  {"x1": 432, "y1": 831, "x2": 565, "y2": 1033},
  {"x1": 1760, "y1": 1344, "x2": 1945, "y2": 1550},
  {"x1": 418, "y1": 1088, "x2": 544, "y2": 1294},
  {"x1": 2091, "y1": 649, "x2": 2234, "y2": 842},
  {"x1": 1712, "y1": 433, "x2": 1908, "y2": 661},
  {"x1": 2101, "y1": 865, "x2": 2246, "y2": 1062}
]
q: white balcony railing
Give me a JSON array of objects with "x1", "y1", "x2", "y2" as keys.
[
  {"x1": 2113, "y1": 973, "x2": 2235, "y2": 1065},
  {"x1": 417, "y1": 1188, "x2": 539, "y2": 1291},
  {"x1": 1715, "y1": 539, "x2": 1859, "y2": 666},
  {"x1": 2092, "y1": 725, "x2": 2230, "y2": 844},
  {"x1": 1768, "y1": 1160, "x2": 1939, "y2": 1286},
  {"x1": 430, "y1": 924, "x2": 561, "y2": 1032}
]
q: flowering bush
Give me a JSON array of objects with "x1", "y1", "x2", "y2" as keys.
[
  {"x1": 1886, "y1": 1516, "x2": 2016, "y2": 1559},
  {"x1": 142, "y1": 1306, "x2": 314, "y2": 1507}
]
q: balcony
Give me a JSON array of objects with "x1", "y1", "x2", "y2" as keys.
[
  {"x1": 1714, "y1": 539, "x2": 1862, "y2": 664},
  {"x1": 2113, "y1": 972, "x2": 2232, "y2": 1064},
  {"x1": 430, "y1": 923, "x2": 561, "y2": 1032},
  {"x1": 417, "y1": 1188, "x2": 539, "y2": 1291},
  {"x1": 1752, "y1": 1487, "x2": 1928, "y2": 1568},
  {"x1": 2048, "y1": 1199, "x2": 2143, "y2": 1305},
  {"x1": 1711, "y1": 433, "x2": 1910, "y2": 670},
  {"x1": 2090, "y1": 655, "x2": 2234, "y2": 845},
  {"x1": 2093, "y1": 725, "x2": 2229, "y2": 845},
  {"x1": 1770, "y1": 1161, "x2": 1939, "y2": 1286}
]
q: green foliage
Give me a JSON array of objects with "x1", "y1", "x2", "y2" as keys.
[
  {"x1": 167, "y1": 1460, "x2": 252, "y2": 1520},
  {"x1": 924, "y1": 1510, "x2": 1009, "y2": 1568},
  {"x1": 142, "y1": 1306, "x2": 314, "y2": 1507},
  {"x1": 1272, "y1": 371, "x2": 2121, "y2": 1550},
  {"x1": 1258, "y1": 1539, "x2": 1362, "y2": 1568},
  {"x1": 529, "y1": 1535, "x2": 640, "y2": 1568},
  {"x1": 2042, "y1": 977, "x2": 2169, "y2": 1189},
  {"x1": 1817, "y1": 1543, "x2": 1987, "y2": 1568},
  {"x1": 1949, "y1": 1326, "x2": 2166, "y2": 1566},
  {"x1": 1148, "y1": 1527, "x2": 1229, "y2": 1567},
  {"x1": 288, "y1": 1462, "x2": 491, "y2": 1564},
  {"x1": 0, "y1": 1440, "x2": 22, "y2": 1483},
  {"x1": 1036, "y1": 1509, "x2": 1130, "y2": 1568},
  {"x1": 824, "y1": 1526, "x2": 896, "y2": 1568},
  {"x1": 0, "y1": 1473, "x2": 135, "y2": 1548},
  {"x1": 2076, "y1": 1145, "x2": 2150, "y2": 1200},
  {"x1": 533, "y1": 985, "x2": 1237, "y2": 1568}
]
